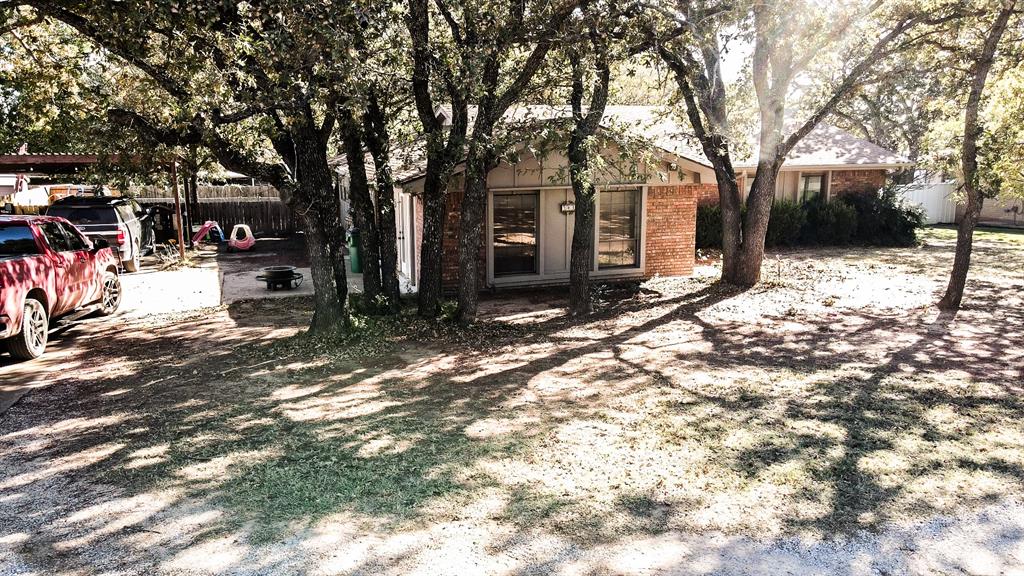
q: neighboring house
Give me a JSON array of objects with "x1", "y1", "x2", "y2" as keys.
[
  {"x1": 732, "y1": 123, "x2": 912, "y2": 205},
  {"x1": 334, "y1": 106, "x2": 910, "y2": 293}
]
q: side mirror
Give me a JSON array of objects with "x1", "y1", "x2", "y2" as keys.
[{"x1": 93, "y1": 237, "x2": 110, "y2": 251}]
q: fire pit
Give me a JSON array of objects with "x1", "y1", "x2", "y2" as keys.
[{"x1": 255, "y1": 265, "x2": 304, "y2": 291}]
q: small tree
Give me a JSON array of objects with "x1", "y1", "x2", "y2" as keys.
[{"x1": 937, "y1": 0, "x2": 1020, "y2": 310}]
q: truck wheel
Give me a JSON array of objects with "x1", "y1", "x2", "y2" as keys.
[
  {"x1": 8, "y1": 299, "x2": 48, "y2": 360},
  {"x1": 97, "y1": 272, "x2": 123, "y2": 316},
  {"x1": 123, "y1": 244, "x2": 141, "y2": 273}
]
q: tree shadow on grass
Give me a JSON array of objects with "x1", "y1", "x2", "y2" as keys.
[{"x1": 1, "y1": 268, "x2": 1023, "y2": 574}]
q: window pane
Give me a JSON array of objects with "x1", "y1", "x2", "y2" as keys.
[
  {"x1": 599, "y1": 189, "x2": 639, "y2": 269},
  {"x1": 493, "y1": 192, "x2": 538, "y2": 276},
  {"x1": 0, "y1": 225, "x2": 39, "y2": 256},
  {"x1": 802, "y1": 175, "x2": 823, "y2": 202},
  {"x1": 39, "y1": 222, "x2": 72, "y2": 252},
  {"x1": 46, "y1": 206, "x2": 118, "y2": 225},
  {"x1": 60, "y1": 222, "x2": 90, "y2": 251}
]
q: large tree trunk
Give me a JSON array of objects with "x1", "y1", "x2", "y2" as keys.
[
  {"x1": 290, "y1": 130, "x2": 349, "y2": 332},
  {"x1": 364, "y1": 93, "x2": 401, "y2": 313},
  {"x1": 568, "y1": 190, "x2": 595, "y2": 315},
  {"x1": 728, "y1": 163, "x2": 781, "y2": 286},
  {"x1": 300, "y1": 210, "x2": 348, "y2": 331},
  {"x1": 717, "y1": 166, "x2": 744, "y2": 281},
  {"x1": 340, "y1": 114, "x2": 383, "y2": 309},
  {"x1": 455, "y1": 148, "x2": 494, "y2": 324},
  {"x1": 417, "y1": 159, "x2": 449, "y2": 317},
  {"x1": 566, "y1": 44, "x2": 610, "y2": 316},
  {"x1": 938, "y1": 4, "x2": 1014, "y2": 311}
]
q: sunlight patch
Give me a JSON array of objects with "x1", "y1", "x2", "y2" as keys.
[
  {"x1": 0, "y1": 441, "x2": 125, "y2": 490},
  {"x1": 271, "y1": 382, "x2": 328, "y2": 400},
  {"x1": 356, "y1": 434, "x2": 417, "y2": 458},
  {"x1": 124, "y1": 443, "x2": 171, "y2": 469},
  {"x1": 174, "y1": 449, "x2": 281, "y2": 483},
  {"x1": 464, "y1": 416, "x2": 543, "y2": 439}
]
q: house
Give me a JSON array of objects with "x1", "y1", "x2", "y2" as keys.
[
  {"x1": 335, "y1": 106, "x2": 911, "y2": 292},
  {"x1": 733, "y1": 123, "x2": 912, "y2": 205}
]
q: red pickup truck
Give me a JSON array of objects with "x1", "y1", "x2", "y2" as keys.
[{"x1": 0, "y1": 215, "x2": 122, "y2": 360}]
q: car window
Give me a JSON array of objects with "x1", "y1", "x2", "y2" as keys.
[
  {"x1": 39, "y1": 221, "x2": 73, "y2": 252},
  {"x1": 0, "y1": 225, "x2": 39, "y2": 257},
  {"x1": 59, "y1": 222, "x2": 90, "y2": 251},
  {"x1": 46, "y1": 206, "x2": 118, "y2": 225}
]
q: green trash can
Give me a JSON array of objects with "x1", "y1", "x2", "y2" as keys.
[{"x1": 348, "y1": 230, "x2": 362, "y2": 273}]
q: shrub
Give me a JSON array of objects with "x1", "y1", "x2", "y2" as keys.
[
  {"x1": 765, "y1": 200, "x2": 806, "y2": 247},
  {"x1": 801, "y1": 198, "x2": 858, "y2": 245},
  {"x1": 841, "y1": 187, "x2": 924, "y2": 246},
  {"x1": 690, "y1": 187, "x2": 921, "y2": 251},
  {"x1": 696, "y1": 203, "x2": 723, "y2": 249}
]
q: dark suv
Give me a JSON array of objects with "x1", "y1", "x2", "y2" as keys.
[{"x1": 45, "y1": 196, "x2": 153, "y2": 272}]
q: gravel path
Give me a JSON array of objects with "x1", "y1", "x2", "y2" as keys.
[{"x1": 3, "y1": 497, "x2": 1020, "y2": 575}]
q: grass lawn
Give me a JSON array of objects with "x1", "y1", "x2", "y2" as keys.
[{"x1": 1, "y1": 226, "x2": 1022, "y2": 575}]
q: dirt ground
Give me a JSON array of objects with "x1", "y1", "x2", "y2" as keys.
[{"x1": 1, "y1": 227, "x2": 1022, "y2": 575}]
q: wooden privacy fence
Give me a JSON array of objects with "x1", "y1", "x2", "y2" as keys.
[{"x1": 133, "y1": 185, "x2": 303, "y2": 235}]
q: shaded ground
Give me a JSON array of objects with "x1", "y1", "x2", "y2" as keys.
[{"x1": 1, "y1": 227, "x2": 1022, "y2": 575}]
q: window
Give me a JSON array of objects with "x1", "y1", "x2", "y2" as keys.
[
  {"x1": 492, "y1": 192, "x2": 538, "y2": 276},
  {"x1": 0, "y1": 225, "x2": 39, "y2": 257},
  {"x1": 45, "y1": 205, "x2": 118, "y2": 225},
  {"x1": 801, "y1": 174, "x2": 824, "y2": 202},
  {"x1": 39, "y1": 222, "x2": 72, "y2": 252},
  {"x1": 59, "y1": 222, "x2": 90, "y2": 251},
  {"x1": 598, "y1": 189, "x2": 640, "y2": 268}
]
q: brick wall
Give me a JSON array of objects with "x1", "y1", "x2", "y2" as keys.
[
  {"x1": 441, "y1": 182, "x2": 485, "y2": 292},
  {"x1": 695, "y1": 182, "x2": 719, "y2": 205},
  {"x1": 830, "y1": 169, "x2": 887, "y2": 197},
  {"x1": 644, "y1": 184, "x2": 705, "y2": 278}
]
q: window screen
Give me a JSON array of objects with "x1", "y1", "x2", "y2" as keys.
[
  {"x1": 599, "y1": 189, "x2": 640, "y2": 268},
  {"x1": 493, "y1": 192, "x2": 538, "y2": 276},
  {"x1": 0, "y1": 225, "x2": 39, "y2": 257}
]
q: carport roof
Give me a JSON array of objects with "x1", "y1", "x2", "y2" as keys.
[{"x1": 0, "y1": 153, "x2": 115, "y2": 173}]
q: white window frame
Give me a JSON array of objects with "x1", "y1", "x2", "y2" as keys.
[{"x1": 486, "y1": 185, "x2": 647, "y2": 288}]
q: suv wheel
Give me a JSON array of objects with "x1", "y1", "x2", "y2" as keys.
[
  {"x1": 7, "y1": 299, "x2": 48, "y2": 360},
  {"x1": 123, "y1": 242, "x2": 141, "y2": 272},
  {"x1": 97, "y1": 272, "x2": 123, "y2": 316}
]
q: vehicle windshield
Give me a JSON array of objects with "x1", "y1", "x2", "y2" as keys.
[
  {"x1": 46, "y1": 206, "x2": 118, "y2": 225},
  {"x1": 0, "y1": 224, "x2": 40, "y2": 257}
]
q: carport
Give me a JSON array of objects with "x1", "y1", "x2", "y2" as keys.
[{"x1": 0, "y1": 153, "x2": 188, "y2": 257}]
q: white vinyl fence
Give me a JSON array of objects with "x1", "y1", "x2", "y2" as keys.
[{"x1": 899, "y1": 182, "x2": 958, "y2": 224}]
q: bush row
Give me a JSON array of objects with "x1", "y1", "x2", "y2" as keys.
[{"x1": 696, "y1": 189, "x2": 923, "y2": 249}]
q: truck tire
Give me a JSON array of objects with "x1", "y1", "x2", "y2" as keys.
[
  {"x1": 123, "y1": 242, "x2": 141, "y2": 273},
  {"x1": 96, "y1": 272, "x2": 123, "y2": 316},
  {"x1": 7, "y1": 298, "x2": 48, "y2": 360}
]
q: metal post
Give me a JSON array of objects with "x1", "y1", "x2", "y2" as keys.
[{"x1": 171, "y1": 161, "x2": 186, "y2": 258}]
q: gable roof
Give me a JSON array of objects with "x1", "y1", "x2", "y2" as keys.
[{"x1": 332, "y1": 105, "x2": 910, "y2": 185}]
